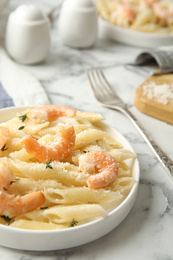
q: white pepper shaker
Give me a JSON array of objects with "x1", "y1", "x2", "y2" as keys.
[
  {"x1": 5, "y1": 4, "x2": 50, "y2": 65},
  {"x1": 58, "y1": 0, "x2": 98, "y2": 48}
]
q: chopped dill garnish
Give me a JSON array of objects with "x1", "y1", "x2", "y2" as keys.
[
  {"x1": 1, "y1": 215, "x2": 12, "y2": 223},
  {"x1": 10, "y1": 178, "x2": 20, "y2": 185},
  {"x1": 40, "y1": 206, "x2": 48, "y2": 210},
  {"x1": 10, "y1": 178, "x2": 20, "y2": 186},
  {"x1": 69, "y1": 219, "x2": 78, "y2": 227},
  {"x1": 1, "y1": 144, "x2": 8, "y2": 151},
  {"x1": 18, "y1": 113, "x2": 28, "y2": 122},
  {"x1": 46, "y1": 159, "x2": 53, "y2": 169},
  {"x1": 18, "y1": 125, "x2": 25, "y2": 130}
]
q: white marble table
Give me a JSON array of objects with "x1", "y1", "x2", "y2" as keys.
[{"x1": 0, "y1": 0, "x2": 173, "y2": 259}]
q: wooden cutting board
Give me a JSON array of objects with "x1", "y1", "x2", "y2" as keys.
[{"x1": 134, "y1": 72, "x2": 173, "y2": 125}]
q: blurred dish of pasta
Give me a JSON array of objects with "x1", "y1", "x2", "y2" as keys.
[
  {"x1": 97, "y1": 0, "x2": 173, "y2": 33},
  {"x1": 0, "y1": 105, "x2": 137, "y2": 230}
]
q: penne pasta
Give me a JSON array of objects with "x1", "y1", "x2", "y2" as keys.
[
  {"x1": 0, "y1": 106, "x2": 136, "y2": 230},
  {"x1": 8, "y1": 159, "x2": 89, "y2": 186},
  {"x1": 109, "y1": 148, "x2": 136, "y2": 162},
  {"x1": 44, "y1": 187, "x2": 123, "y2": 205},
  {"x1": 110, "y1": 177, "x2": 136, "y2": 195},
  {"x1": 75, "y1": 129, "x2": 122, "y2": 149},
  {"x1": 10, "y1": 219, "x2": 67, "y2": 230},
  {"x1": 8, "y1": 178, "x2": 66, "y2": 196},
  {"x1": 76, "y1": 112, "x2": 105, "y2": 122},
  {"x1": 43, "y1": 204, "x2": 106, "y2": 223},
  {"x1": 97, "y1": 0, "x2": 173, "y2": 34}
]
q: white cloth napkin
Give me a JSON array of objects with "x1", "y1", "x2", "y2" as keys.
[{"x1": 0, "y1": 48, "x2": 50, "y2": 108}]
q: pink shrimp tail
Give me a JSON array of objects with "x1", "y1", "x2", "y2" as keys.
[{"x1": 0, "y1": 191, "x2": 45, "y2": 217}]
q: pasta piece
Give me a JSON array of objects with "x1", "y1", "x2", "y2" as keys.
[
  {"x1": 131, "y1": 9, "x2": 154, "y2": 29},
  {"x1": 97, "y1": 0, "x2": 110, "y2": 20},
  {"x1": 16, "y1": 208, "x2": 48, "y2": 222},
  {"x1": 35, "y1": 126, "x2": 56, "y2": 137},
  {"x1": 43, "y1": 204, "x2": 106, "y2": 223},
  {"x1": 10, "y1": 148, "x2": 33, "y2": 161},
  {"x1": 23, "y1": 122, "x2": 50, "y2": 135},
  {"x1": 97, "y1": 140, "x2": 112, "y2": 151},
  {"x1": 118, "y1": 168, "x2": 131, "y2": 178},
  {"x1": 8, "y1": 160, "x2": 89, "y2": 186},
  {"x1": 74, "y1": 125, "x2": 89, "y2": 135},
  {"x1": 76, "y1": 112, "x2": 105, "y2": 122},
  {"x1": 8, "y1": 178, "x2": 66, "y2": 196},
  {"x1": 44, "y1": 187, "x2": 123, "y2": 205},
  {"x1": 1, "y1": 118, "x2": 25, "y2": 138},
  {"x1": 75, "y1": 129, "x2": 122, "y2": 149},
  {"x1": 76, "y1": 118, "x2": 94, "y2": 129},
  {"x1": 6, "y1": 138, "x2": 23, "y2": 152},
  {"x1": 110, "y1": 177, "x2": 136, "y2": 195},
  {"x1": 10, "y1": 219, "x2": 67, "y2": 230},
  {"x1": 109, "y1": 148, "x2": 136, "y2": 162},
  {"x1": 51, "y1": 116, "x2": 78, "y2": 126}
]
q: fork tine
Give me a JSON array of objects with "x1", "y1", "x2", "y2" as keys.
[
  {"x1": 87, "y1": 69, "x2": 103, "y2": 98},
  {"x1": 87, "y1": 69, "x2": 110, "y2": 96},
  {"x1": 98, "y1": 69, "x2": 116, "y2": 96},
  {"x1": 87, "y1": 70, "x2": 96, "y2": 96},
  {"x1": 94, "y1": 69, "x2": 110, "y2": 96}
]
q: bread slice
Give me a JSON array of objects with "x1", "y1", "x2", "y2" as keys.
[{"x1": 134, "y1": 73, "x2": 173, "y2": 125}]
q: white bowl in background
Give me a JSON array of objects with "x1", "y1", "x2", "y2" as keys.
[{"x1": 99, "y1": 18, "x2": 173, "y2": 48}]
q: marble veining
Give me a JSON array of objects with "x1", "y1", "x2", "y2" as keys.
[{"x1": 0, "y1": 0, "x2": 173, "y2": 259}]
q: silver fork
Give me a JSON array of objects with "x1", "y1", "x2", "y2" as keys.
[{"x1": 87, "y1": 68, "x2": 173, "y2": 180}]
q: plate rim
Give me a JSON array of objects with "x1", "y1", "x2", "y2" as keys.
[{"x1": 99, "y1": 17, "x2": 173, "y2": 48}]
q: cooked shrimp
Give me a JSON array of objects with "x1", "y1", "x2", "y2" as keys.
[
  {"x1": 0, "y1": 160, "x2": 16, "y2": 190},
  {"x1": 79, "y1": 151, "x2": 119, "y2": 189},
  {"x1": 0, "y1": 161, "x2": 45, "y2": 217},
  {"x1": 153, "y1": 1, "x2": 173, "y2": 23},
  {"x1": 121, "y1": 4, "x2": 137, "y2": 24},
  {"x1": 0, "y1": 126, "x2": 9, "y2": 149},
  {"x1": 28, "y1": 105, "x2": 77, "y2": 124},
  {"x1": 21, "y1": 124, "x2": 76, "y2": 163}
]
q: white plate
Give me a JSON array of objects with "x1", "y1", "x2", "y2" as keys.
[
  {"x1": 99, "y1": 18, "x2": 173, "y2": 48},
  {"x1": 0, "y1": 106, "x2": 140, "y2": 251}
]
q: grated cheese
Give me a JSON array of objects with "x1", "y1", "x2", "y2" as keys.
[{"x1": 142, "y1": 81, "x2": 173, "y2": 105}]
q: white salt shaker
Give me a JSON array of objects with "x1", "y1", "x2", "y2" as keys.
[
  {"x1": 5, "y1": 4, "x2": 50, "y2": 65},
  {"x1": 58, "y1": 0, "x2": 98, "y2": 48}
]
